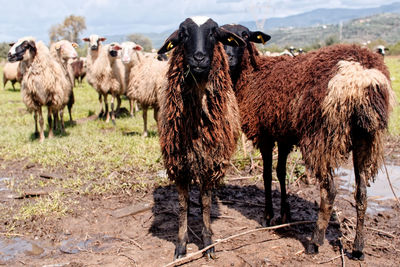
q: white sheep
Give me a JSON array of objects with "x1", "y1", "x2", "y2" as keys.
[
  {"x1": 89, "y1": 42, "x2": 125, "y2": 124},
  {"x1": 82, "y1": 34, "x2": 108, "y2": 117},
  {"x1": 121, "y1": 41, "x2": 168, "y2": 136},
  {"x1": 50, "y1": 40, "x2": 78, "y2": 130},
  {"x1": 8, "y1": 37, "x2": 69, "y2": 142},
  {"x1": 2, "y1": 61, "x2": 22, "y2": 90}
]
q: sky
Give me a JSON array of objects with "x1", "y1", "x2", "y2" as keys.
[{"x1": 0, "y1": 0, "x2": 397, "y2": 42}]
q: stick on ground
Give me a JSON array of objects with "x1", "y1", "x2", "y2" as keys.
[{"x1": 162, "y1": 220, "x2": 315, "y2": 267}]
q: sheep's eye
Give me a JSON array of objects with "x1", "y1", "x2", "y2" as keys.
[{"x1": 179, "y1": 30, "x2": 188, "y2": 40}]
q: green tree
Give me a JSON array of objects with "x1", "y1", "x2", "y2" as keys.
[
  {"x1": 0, "y1": 42, "x2": 11, "y2": 59},
  {"x1": 49, "y1": 15, "x2": 86, "y2": 44},
  {"x1": 126, "y1": 34, "x2": 153, "y2": 52},
  {"x1": 324, "y1": 35, "x2": 339, "y2": 46}
]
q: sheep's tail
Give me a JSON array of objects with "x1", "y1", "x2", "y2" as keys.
[{"x1": 319, "y1": 60, "x2": 396, "y2": 179}]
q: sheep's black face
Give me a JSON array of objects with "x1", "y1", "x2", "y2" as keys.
[
  {"x1": 221, "y1": 24, "x2": 270, "y2": 75},
  {"x1": 158, "y1": 17, "x2": 246, "y2": 79},
  {"x1": 8, "y1": 40, "x2": 36, "y2": 62}
]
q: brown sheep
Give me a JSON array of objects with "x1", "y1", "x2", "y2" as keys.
[
  {"x1": 157, "y1": 17, "x2": 245, "y2": 259},
  {"x1": 2, "y1": 61, "x2": 22, "y2": 90},
  {"x1": 70, "y1": 57, "x2": 87, "y2": 86},
  {"x1": 222, "y1": 24, "x2": 395, "y2": 260}
]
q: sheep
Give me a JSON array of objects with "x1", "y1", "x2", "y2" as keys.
[
  {"x1": 222, "y1": 24, "x2": 395, "y2": 260},
  {"x1": 157, "y1": 17, "x2": 245, "y2": 259},
  {"x1": 8, "y1": 37, "x2": 70, "y2": 142},
  {"x1": 82, "y1": 35, "x2": 107, "y2": 117},
  {"x1": 50, "y1": 40, "x2": 78, "y2": 129},
  {"x1": 375, "y1": 45, "x2": 388, "y2": 57},
  {"x1": 120, "y1": 41, "x2": 168, "y2": 136},
  {"x1": 70, "y1": 57, "x2": 87, "y2": 86},
  {"x1": 2, "y1": 61, "x2": 22, "y2": 90},
  {"x1": 89, "y1": 42, "x2": 125, "y2": 124}
]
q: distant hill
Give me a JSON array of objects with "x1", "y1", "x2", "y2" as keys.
[
  {"x1": 266, "y1": 13, "x2": 400, "y2": 48},
  {"x1": 115, "y1": 2, "x2": 400, "y2": 50},
  {"x1": 242, "y1": 2, "x2": 400, "y2": 30}
]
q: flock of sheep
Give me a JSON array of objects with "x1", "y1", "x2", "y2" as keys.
[{"x1": 4, "y1": 16, "x2": 396, "y2": 262}]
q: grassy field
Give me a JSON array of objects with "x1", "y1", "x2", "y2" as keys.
[{"x1": 0, "y1": 56, "x2": 399, "y2": 225}]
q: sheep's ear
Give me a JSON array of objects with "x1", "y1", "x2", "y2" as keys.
[
  {"x1": 158, "y1": 30, "x2": 180, "y2": 54},
  {"x1": 215, "y1": 27, "x2": 246, "y2": 47},
  {"x1": 134, "y1": 45, "x2": 143, "y2": 51},
  {"x1": 72, "y1": 42, "x2": 79, "y2": 48},
  {"x1": 113, "y1": 44, "x2": 122, "y2": 51},
  {"x1": 9, "y1": 42, "x2": 15, "y2": 47},
  {"x1": 55, "y1": 43, "x2": 61, "y2": 50},
  {"x1": 82, "y1": 37, "x2": 90, "y2": 42},
  {"x1": 248, "y1": 31, "x2": 271, "y2": 44},
  {"x1": 99, "y1": 37, "x2": 107, "y2": 42}
]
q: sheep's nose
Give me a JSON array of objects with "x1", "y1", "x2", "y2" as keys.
[
  {"x1": 91, "y1": 45, "x2": 98, "y2": 50},
  {"x1": 193, "y1": 51, "x2": 205, "y2": 62}
]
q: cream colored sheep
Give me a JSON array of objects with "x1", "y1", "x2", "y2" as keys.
[
  {"x1": 89, "y1": 43, "x2": 125, "y2": 124},
  {"x1": 8, "y1": 37, "x2": 69, "y2": 142},
  {"x1": 50, "y1": 40, "x2": 78, "y2": 130},
  {"x1": 121, "y1": 41, "x2": 168, "y2": 136},
  {"x1": 2, "y1": 61, "x2": 22, "y2": 90},
  {"x1": 83, "y1": 34, "x2": 108, "y2": 117}
]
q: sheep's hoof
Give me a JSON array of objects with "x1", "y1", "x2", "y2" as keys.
[
  {"x1": 34, "y1": 131, "x2": 39, "y2": 138},
  {"x1": 351, "y1": 250, "x2": 365, "y2": 261},
  {"x1": 112, "y1": 119, "x2": 116, "y2": 126},
  {"x1": 204, "y1": 247, "x2": 216, "y2": 260},
  {"x1": 173, "y1": 245, "x2": 187, "y2": 260},
  {"x1": 261, "y1": 215, "x2": 275, "y2": 227},
  {"x1": 142, "y1": 132, "x2": 148, "y2": 138},
  {"x1": 305, "y1": 242, "x2": 319, "y2": 254}
]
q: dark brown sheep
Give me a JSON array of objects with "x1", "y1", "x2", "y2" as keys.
[
  {"x1": 157, "y1": 17, "x2": 244, "y2": 259},
  {"x1": 71, "y1": 57, "x2": 87, "y2": 86},
  {"x1": 222, "y1": 24, "x2": 395, "y2": 261}
]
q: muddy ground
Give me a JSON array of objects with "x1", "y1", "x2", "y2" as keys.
[{"x1": 0, "y1": 141, "x2": 399, "y2": 267}]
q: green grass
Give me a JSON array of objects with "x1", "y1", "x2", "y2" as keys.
[{"x1": 386, "y1": 57, "x2": 400, "y2": 134}]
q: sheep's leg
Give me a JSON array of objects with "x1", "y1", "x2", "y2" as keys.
[
  {"x1": 38, "y1": 106, "x2": 45, "y2": 142},
  {"x1": 47, "y1": 106, "x2": 54, "y2": 139},
  {"x1": 98, "y1": 93, "x2": 104, "y2": 118},
  {"x1": 59, "y1": 108, "x2": 65, "y2": 132},
  {"x1": 110, "y1": 94, "x2": 116, "y2": 125},
  {"x1": 52, "y1": 110, "x2": 59, "y2": 131},
  {"x1": 104, "y1": 94, "x2": 110, "y2": 123},
  {"x1": 2, "y1": 77, "x2": 6, "y2": 90},
  {"x1": 153, "y1": 106, "x2": 159, "y2": 123},
  {"x1": 200, "y1": 185, "x2": 215, "y2": 259},
  {"x1": 135, "y1": 100, "x2": 140, "y2": 113},
  {"x1": 174, "y1": 183, "x2": 189, "y2": 260},
  {"x1": 306, "y1": 174, "x2": 336, "y2": 254},
  {"x1": 129, "y1": 99, "x2": 135, "y2": 117},
  {"x1": 116, "y1": 95, "x2": 121, "y2": 114},
  {"x1": 34, "y1": 111, "x2": 39, "y2": 138},
  {"x1": 11, "y1": 81, "x2": 16, "y2": 91},
  {"x1": 68, "y1": 90, "x2": 74, "y2": 123},
  {"x1": 142, "y1": 106, "x2": 148, "y2": 137},
  {"x1": 260, "y1": 140, "x2": 274, "y2": 226},
  {"x1": 277, "y1": 142, "x2": 291, "y2": 223},
  {"x1": 351, "y1": 138, "x2": 370, "y2": 261}
]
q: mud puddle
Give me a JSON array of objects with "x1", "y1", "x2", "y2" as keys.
[
  {"x1": 0, "y1": 238, "x2": 45, "y2": 261},
  {"x1": 336, "y1": 165, "x2": 400, "y2": 213}
]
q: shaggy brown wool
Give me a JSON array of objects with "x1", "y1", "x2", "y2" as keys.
[
  {"x1": 158, "y1": 42, "x2": 240, "y2": 188},
  {"x1": 236, "y1": 43, "x2": 394, "y2": 180}
]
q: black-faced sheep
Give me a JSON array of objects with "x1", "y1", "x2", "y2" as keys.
[
  {"x1": 121, "y1": 41, "x2": 168, "y2": 136},
  {"x1": 2, "y1": 61, "x2": 22, "y2": 90},
  {"x1": 157, "y1": 17, "x2": 245, "y2": 259},
  {"x1": 375, "y1": 45, "x2": 388, "y2": 57},
  {"x1": 222, "y1": 24, "x2": 395, "y2": 260},
  {"x1": 50, "y1": 40, "x2": 78, "y2": 129},
  {"x1": 8, "y1": 37, "x2": 70, "y2": 142}
]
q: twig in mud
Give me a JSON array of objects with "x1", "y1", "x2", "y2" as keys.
[
  {"x1": 230, "y1": 162, "x2": 242, "y2": 174},
  {"x1": 317, "y1": 255, "x2": 341, "y2": 264},
  {"x1": 366, "y1": 227, "x2": 396, "y2": 239},
  {"x1": 188, "y1": 225, "x2": 202, "y2": 243},
  {"x1": 118, "y1": 253, "x2": 137, "y2": 266},
  {"x1": 162, "y1": 220, "x2": 315, "y2": 267},
  {"x1": 0, "y1": 232, "x2": 23, "y2": 237},
  {"x1": 237, "y1": 254, "x2": 255, "y2": 267},
  {"x1": 227, "y1": 176, "x2": 260, "y2": 182},
  {"x1": 382, "y1": 158, "x2": 400, "y2": 206},
  {"x1": 127, "y1": 237, "x2": 144, "y2": 250},
  {"x1": 333, "y1": 208, "x2": 346, "y2": 267}
]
